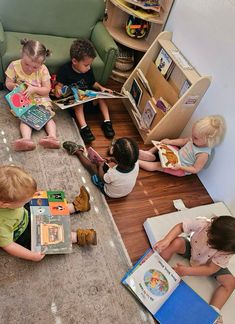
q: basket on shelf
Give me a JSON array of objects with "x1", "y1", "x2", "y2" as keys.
[
  {"x1": 126, "y1": 15, "x2": 150, "y2": 39},
  {"x1": 115, "y1": 45, "x2": 135, "y2": 72}
]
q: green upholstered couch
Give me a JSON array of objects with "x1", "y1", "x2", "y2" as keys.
[{"x1": 0, "y1": 0, "x2": 118, "y2": 85}]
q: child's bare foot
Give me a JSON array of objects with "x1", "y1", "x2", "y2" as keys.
[
  {"x1": 39, "y1": 136, "x2": 60, "y2": 149},
  {"x1": 13, "y1": 139, "x2": 36, "y2": 151}
]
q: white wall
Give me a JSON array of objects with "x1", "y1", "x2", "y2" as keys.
[{"x1": 165, "y1": 0, "x2": 235, "y2": 214}]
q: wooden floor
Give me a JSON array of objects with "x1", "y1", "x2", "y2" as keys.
[{"x1": 85, "y1": 79, "x2": 213, "y2": 263}]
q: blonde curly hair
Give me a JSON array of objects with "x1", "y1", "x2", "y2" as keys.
[{"x1": 193, "y1": 115, "x2": 226, "y2": 148}]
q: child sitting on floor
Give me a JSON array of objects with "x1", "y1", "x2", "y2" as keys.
[
  {"x1": 54, "y1": 39, "x2": 115, "y2": 144},
  {"x1": 0, "y1": 165, "x2": 96, "y2": 262},
  {"x1": 5, "y1": 39, "x2": 60, "y2": 151},
  {"x1": 139, "y1": 115, "x2": 226, "y2": 176},
  {"x1": 154, "y1": 216, "x2": 235, "y2": 323},
  {"x1": 62, "y1": 137, "x2": 139, "y2": 198}
]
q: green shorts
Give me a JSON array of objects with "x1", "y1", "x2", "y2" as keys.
[{"x1": 179, "y1": 237, "x2": 232, "y2": 278}]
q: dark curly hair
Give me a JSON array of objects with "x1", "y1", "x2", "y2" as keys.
[
  {"x1": 113, "y1": 137, "x2": 139, "y2": 169},
  {"x1": 207, "y1": 216, "x2": 235, "y2": 253},
  {"x1": 70, "y1": 39, "x2": 96, "y2": 61}
]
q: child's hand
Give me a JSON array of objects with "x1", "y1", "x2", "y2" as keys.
[
  {"x1": 153, "y1": 238, "x2": 171, "y2": 253},
  {"x1": 100, "y1": 86, "x2": 113, "y2": 94},
  {"x1": 173, "y1": 263, "x2": 189, "y2": 276},
  {"x1": 54, "y1": 85, "x2": 63, "y2": 98},
  {"x1": 23, "y1": 84, "x2": 37, "y2": 98},
  {"x1": 104, "y1": 157, "x2": 115, "y2": 164},
  {"x1": 170, "y1": 163, "x2": 181, "y2": 170},
  {"x1": 161, "y1": 138, "x2": 172, "y2": 145},
  {"x1": 31, "y1": 251, "x2": 45, "y2": 262}
]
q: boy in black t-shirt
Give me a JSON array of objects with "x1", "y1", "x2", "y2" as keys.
[{"x1": 55, "y1": 39, "x2": 115, "y2": 144}]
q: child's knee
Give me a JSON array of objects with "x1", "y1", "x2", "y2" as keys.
[{"x1": 171, "y1": 237, "x2": 186, "y2": 253}]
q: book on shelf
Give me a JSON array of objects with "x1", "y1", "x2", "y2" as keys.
[
  {"x1": 155, "y1": 48, "x2": 174, "y2": 78},
  {"x1": 179, "y1": 79, "x2": 191, "y2": 97},
  {"x1": 52, "y1": 87, "x2": 126, "y2": 110},
  {"x1": 5, "y1": 83, "x2": 53, "y2": 130},
  {"x1": 121, "y1": 249, "x2": 219, "y2": 324},
  {"x1": 125, "y1": 0, "x2": 161, "y2": 13},
  {"x1": 115, "y1": 0, "x2": 160, "y2": 20},
  {"x1": 136, "y1": 68, "x2": 154, "y2": 97},
  {"x1": 130, "y1": 78, "x2": 143, "y2": 107},
  {"x1": 30, "y1": 190, "x2": 72, "y2": 254},
  {"x1": 155, "y1": 97, "x2": 171, "y2": 113},
  {"x1": 141, "y1": 100, "x2": 156, "y2": 129},
  {"x1": 152, "y1": 140, "x2": 181, "y2": 168}
]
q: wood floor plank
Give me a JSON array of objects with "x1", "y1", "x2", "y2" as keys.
[{"x1": 83, "y1": 79, "x2": 213, "y2": 263}]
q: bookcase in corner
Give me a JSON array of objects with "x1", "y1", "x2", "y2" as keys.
[{"x1": 121, "y1": 31, "x2": 212, "y2": 144}]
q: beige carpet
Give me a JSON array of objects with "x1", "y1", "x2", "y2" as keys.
[{"x1": 0, "y1": 92, "x2": 153, "y2": 324}]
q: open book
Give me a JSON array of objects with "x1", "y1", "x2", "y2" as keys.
[
  {"x1": 5, "y1": 84, "x2": 53, "y2": 130},
  {"x1": 122, "y1": 249, "x2": 219, "y2": 324},
  {"x1": 52, "y1": 87, "x2": 126, "y2": 110},
  {"x1": 152, "y1": 140, "x2": 181, "y2": 168},
  {"x1": 30, "y1": 190, "x2": 72, "y2": 254}
]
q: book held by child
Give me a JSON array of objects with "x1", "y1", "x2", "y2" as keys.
[
  {"x1": 30, "y1": 190, "x2": 72, "y2": 254},
  {"x1": 121, "y1": 249, "x2": 219, "y2": 324},
  {"x1": 87, "y1": 147, "x2": 105, "y2": 163},
  {"x1": 5, "y1": 83, "x2": 53, "y2": 130},
  {"x1": 52, "y1": 86, "x2": 126, "y2": 110},
  {"x1": 152, "y1": 140, "x2": 181, "y2": 168}
]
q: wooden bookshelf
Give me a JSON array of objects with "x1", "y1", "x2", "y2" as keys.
[
  {"x1": 121, "y1": 31, "x2": 212, "y2": 144},
  {"x1": 105, "y1": 0, "x2": 174, "y2": 52}
]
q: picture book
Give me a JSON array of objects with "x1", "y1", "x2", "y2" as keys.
[
  {"x1": 52, "y1": 87, "x2": 126, "y2": 110},
  {"x1": 5, "y1": 83, "x2": 53, "y2": 130},
  {"x1": 30, "y1": 190, "x2": 72, "y2": 254},
  {"x1": 179, "y1": 79, "x2": 191, "y2": 97},
  {"x1": 155, "y1": 48, "x2": 173, "y2": 77},
  {"x1": 141, "y1": 100, "x2": 156, "y2": 129},
  {"x1": 122, "y1": 249, "x2": 219, "y2": 324},
  {"x1": 152, "y1": 140, "x2": 181, "y2": 168},
  {"x1": 130, "y1": 78, "x2": 143, "y2": 107},
  {"x1": 155, "y1": 97, "x2": 171, "y2": 113},
  {"x1": 87, "y1": 147, "x2": 105, "y2": 163},
  {"x1": 136, "y1": 68, "x2": 154, "y2": 97}
]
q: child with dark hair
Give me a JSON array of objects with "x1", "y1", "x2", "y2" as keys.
[
  {"x1": 62, "y1": 138, "x2": 139, "y2": 198},
  {"x1": 55, "y1": 39, "x2": 115, "y2": 144},
  {"x1": 154, "y1": 216, "x2": 235, "y2": 322}
]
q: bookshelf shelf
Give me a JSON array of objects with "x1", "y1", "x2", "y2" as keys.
[
  {"x1": 104, "y1": 0, "x2": 174, "y2": 52},
  {"x1": 121, "y1": 31, "x2": 212, "y2": 144}
]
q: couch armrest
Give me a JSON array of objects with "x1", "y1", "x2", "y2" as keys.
[
  {"x1": 0, "y1": 21, "x2": 6, "y2": 55},
  {"x1": 91, "y1": 22, "x2": 118, "y2": 84}
]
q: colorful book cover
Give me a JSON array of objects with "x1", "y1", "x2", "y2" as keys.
[
  {"x1": 5, "y1": 83, "x2": 53, "y2": 130},
  {"x1": 30, "y1": 190, "x2": 72, "y2": 254},
  {"x1": 155, "y1": 48, "x2": 173, "y2": 77},
  {"x1": 141, "y1": 100, "x2": 156, "y2": 129},
  {"x1": 121, "y1": 250, "x2": 219, "y2": 324},
  {"x1": 152, "y1": 141, "x2": 181, "y2": 168},
  {"x1": 130, "y1": 78, "x2": 143, "y2": 107},
  {"x1": 52, "y1": 88, "x2": 125, "y2": 110}
]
